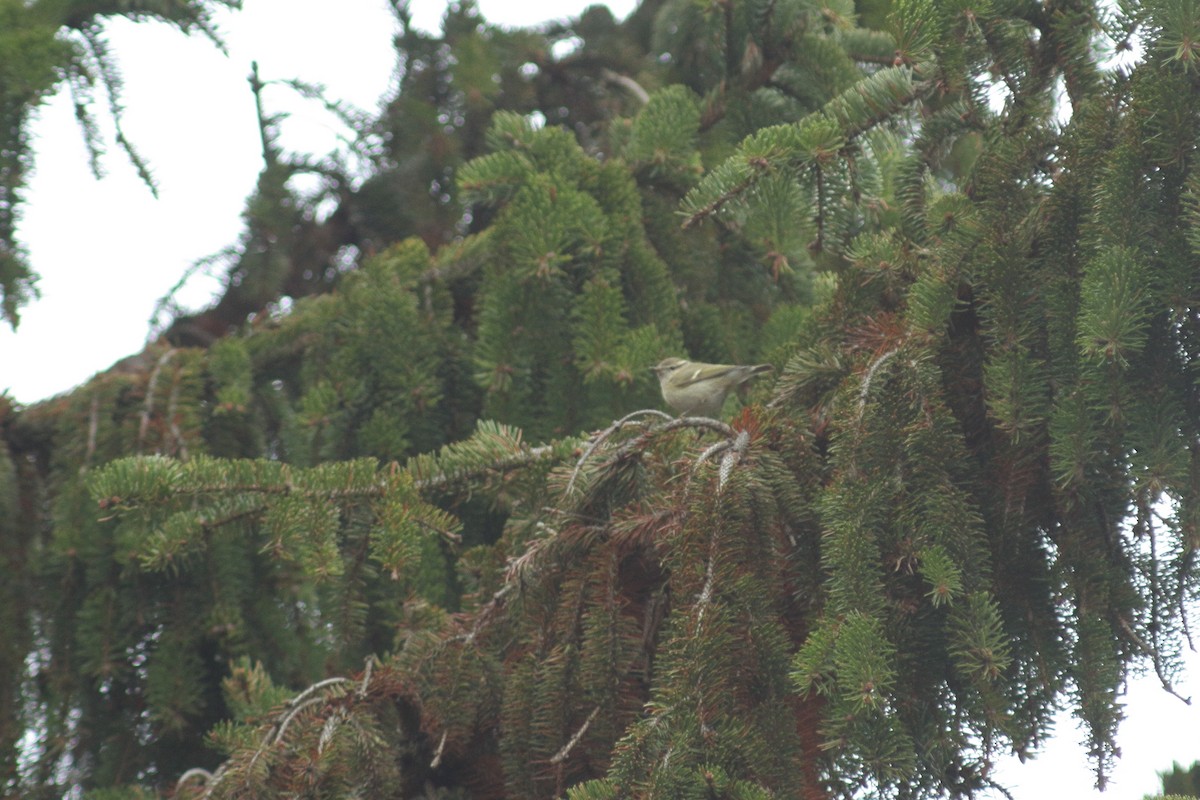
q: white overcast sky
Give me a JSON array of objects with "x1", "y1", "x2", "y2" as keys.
[{"x1": 1, "y1": 2, "x2": 1197, "y2": 797}]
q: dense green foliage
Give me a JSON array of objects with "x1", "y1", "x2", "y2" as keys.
[
  {"x1": 1152, "y1": 760, "x2": 1200, "y2": 799},
  {"x1": 1, "y1": 0, "x2": 1199, "y2": 798}
]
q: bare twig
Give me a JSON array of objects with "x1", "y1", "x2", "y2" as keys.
[
  {"x1": 695, "y1": 435, "x2": 736, "y2": 468},
  {"x1": 551, "y1": 706, "x2": 601, "y2": 764},
  {"x1": 505, "y1": 521, "x2": 560, "y2": 586},
  {"x1": 359, "y1": 656, "x2": 376, "y2": 698},
  {"x1": 287, "y1": 676, "x2": 352, "y2": 711},
  {"x1": 274, "y1": 696, "x2": 326, "y2": 745},
  {"x1": 248, "y1": 62, "x2": 276, "y2": 167},
  {"x1": 138, "y1": 348, "x2": 176, "y2": 453},
  {"x1": 167, "y1": 363, "x2": 188, "y2": 460},
  {"x1": 1116, "y1": 616, "x2": 1191, "y2": 704},
  {"x1": 718, "y1": 430, "x2": 751, "y2": 491},
  {"x1": 601, "y1": 68, "x2": 650, "y2": 104},
  {"x1": 566, "y1": 409, "x2": 674, "y2": 495},
  {"x1": 696, "y1": 540, "x2": 716, "y2": 627},
  {"x1": 1179, "y1": 548, "x2": 1196, "y2": 652},
  {"x1": 175, "y1": 767, "x2": 212, "y2": 791},
  {"x1": 430, "y1": 729, "x2": 448, "y2": 769},
  {"x1": 464, "y1": 583, "x2": 514, "y2": 644},
  {"x1": 81, "y1": 392, "x2": 99, "y2": 474},
  {"x1": 857, "y1": 347, "x2": 902, "y2": 417}
]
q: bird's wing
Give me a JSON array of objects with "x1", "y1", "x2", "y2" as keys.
[{"x1": 674, "y1": 365, "x2": 738, "y2": 387}]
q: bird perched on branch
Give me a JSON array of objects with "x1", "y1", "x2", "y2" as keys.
[{"x1": 651, "y1": 357, "x2": 773, "y2": 417}]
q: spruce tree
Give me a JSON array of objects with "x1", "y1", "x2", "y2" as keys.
[{"x1": 2, "y1": 0, "x2": 1199, "y2": 798}]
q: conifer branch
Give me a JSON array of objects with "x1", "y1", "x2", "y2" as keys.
[
  {"x1": 504, "y1": 521, "x2": 562, "y2": 587},
  {"x1": 416, "y1": 232, "x2": 492, "y2": 286},
  {"x1": 317, "y1": 708, "x2": 345, "y2": 754},
  {"x1": 694, "y1": 429, "x2": 751, "y2": 492},
  {"x1": 695, "y1": 435, "x2": 735, "y2": 467},
  {"x1": 566, "y1": 409, "x2": 674, "y2": 495},
  {"x1": 78, "y1": 26, "x2": 159, "y2": 197},
  {"x1": 1115, "y1": 615, "x2": 1190, "y2": 704},
  {"x1": 814, "y1": 164, "x2": 825, "y2": 251},
  {"x1": 167, "y1": 362, "x2": 188, "y2": 460},
  {"x1": 248, "y1": 62, "x2": 277, "y2": 167},
  {"x1": 1146, "y1": 498, "x2": 1161, "y2": 672},
  {"x1": 277, "y1": 77, "x2": 374, "y2": 135},
  {"x1": 275, "y1": 679, "x2": 351, "y2": 744},
  {"x1": 857, "y1": 345, "x2": 905, "y2": 417},
  {"x1": 569, "y1": 411, "x2": 741, "y2": 500},
  {"x1": 430, "y1": 728, "x2": 448, "y2": 768},
  {"x1": 681, "y1": 163, "x2": 771, "y2": 229},
  {"x1": 980, "y1": 778, "x2": 1016, "y2": 800},
  {"x1": 718, "y1": 430, "x2": 750, "y2": 491},
  {"x1": 463, "y1": 584, "x2": 515, "y2": 645},
  {"x1": 696, "y1": 535, "x2": 716, "y2": 625},
  {"x1": 175, "y1": 767, "x2": 212, "y2": 790},
  {"x1": 978, "y1": 19, "x2": 1022, "y2": 100},
  {"x1": 83, "y1": 392, "x2": 99, "y2": 472},
  {"x1": 386, "y1": 0, "x2": 412, "y2": 31},
  {"x1": 235, "y1": 676, "x2": 355, "y2": 787},
  {"x1": 683, "y1": 66, "x2": 926, "y2": 229},
  {"x1": 297, "y1": 674, "x2": 353, "y2": 697},
  {"x1": 550, "y1": 705, "x2": 600, "y2": 764},
  {"x1": 251, "y1": 696, "x2": 323, "y2": 763},
  {"x1": 722, "y1": 0, "x2": 737, "y2": 80},
  {"x1": 138, "y1": 348, "x2": 176, "y2": 453},
  {"x1": 847, "y1": 51, "x2": 898, "y2": 66},
  {"x1": 601, "y1": 69, "x2": 650, "y2": 105},
  {"x1": 150, "y1": 249, "x2": 235, "y2": 336},
  {"x1": 1176, "y1": 549, "x2": 1195, "y2": 652},
  {"x1": 196, "y1": 501, "x2": 266, "y2": 534},
  {"x1": 655, "y1": 416, "x2": 738, "y2": 438},
  {"x1": 197, "y1": 759, "x2": 230, "y2": 797},
  {"x1": 410, "y1": 442, "x2": 563, "y2": 493},
  {"x1": 64, "y1": 72, "x2": 106, "y2": 182},
  {"x1": 359, "y1": 655, "x2": 376, "y2": 698}
]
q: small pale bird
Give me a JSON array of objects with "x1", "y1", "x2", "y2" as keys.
[{"x1": 651, "y1": 357, "x2": 773, "y2": 417}]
